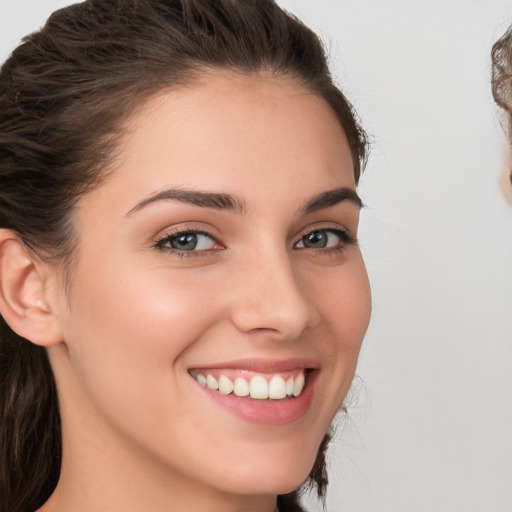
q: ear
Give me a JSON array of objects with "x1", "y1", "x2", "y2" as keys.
[{"x1": 0, "y1": 230, "x2": 63, "y2": 346}]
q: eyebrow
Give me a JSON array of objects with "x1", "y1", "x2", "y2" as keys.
[
  {"x1": 301, "y1": 187, "x2": 363, "y2": 214},
  {"x1": 126, "y1": 186, "x2": 362, "y2": 216},
  {"x1": 127, "y1": 188, "x2": 247, "y2": 216}
]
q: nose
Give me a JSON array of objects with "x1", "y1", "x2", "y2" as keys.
[{"x1": 228, "y1": 249, "x2": 320, "y2": 340}]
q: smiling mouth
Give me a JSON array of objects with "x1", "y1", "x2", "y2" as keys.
[
  {"x1": 190, "y1": 369, "x2": 308, "y2": 400},
  {"x1": 188, "y1": 361, "x2": 319, "y2": 425}
]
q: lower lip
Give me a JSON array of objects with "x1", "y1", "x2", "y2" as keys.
[{"x1": 195, "y1": 371, "x2": 319, "y2": 426}]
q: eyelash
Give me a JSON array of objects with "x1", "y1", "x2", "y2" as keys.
[
  {"x1": 153, "y1": 228, "x2": 221, "y2": 258},
  {"x1": 297, "y1": 227, "x2": 357, "y2": 257},
  {"x1": 153, "y1": 226, "x2": 356, "y2": 258}
]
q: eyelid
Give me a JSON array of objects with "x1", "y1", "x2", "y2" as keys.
[
  {"x1": 293, "y1": 226, "x2": 357, "y2": 251},
  {"x1": 153, "y1": 226, "x2": 224, "y2": 255},
  {"x1": 295, "y1": 223, "x2": 352, "y2": 241}
]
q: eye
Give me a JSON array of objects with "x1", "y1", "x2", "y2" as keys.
[
  {"x1": 295, "y1": 228, "x2": 353, "y2": 250},
  {"x1": 155, "y1": 230, "x2": 219, "y2": 252}
]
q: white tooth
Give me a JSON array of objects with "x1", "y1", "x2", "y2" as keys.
[
  {"x1": 250, "y1": 376, "x2": 268, "y2": 399},
  {"x1": 218, "y1": 375, "x2": 234, "y2": 395},
  {"x1": 269, "y1": 376, "x2": 287, "y2": 399},
  {"x1": 206, "y1": 375, "x2": 219, "y2": 390},
  {"x1": 286, "y1": 377, "x2": 294, "y2": 396},
  {"x1": 233, "y1": 377, "x2": 250, "y2": 397},
  {"x1": 196, "y1": 373, "x2": 207, "y2": 386},
  {"x1": 292, "y1": 373, "x2": 305, "y2": 397}
]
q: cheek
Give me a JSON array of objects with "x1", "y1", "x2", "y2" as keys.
[
  {"x1": 62, "y1": 262, "x2": 224, "y2": 398},
  {"x1": 307, "y1": 255, "x2": 371, "y2": 346},
  {"x1": 59, "y1": 264, "x2": 228, "y2": 444},
  {"x1": 305, "y1": 256, "x2": 371, "y2": 403},
  {"x1": 76, "y1": 251, "x2": 219, "y2": 330}
]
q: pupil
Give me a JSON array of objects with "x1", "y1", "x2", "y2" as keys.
[
  {"x1": 304, "y1": 231, "x2": 327, "y2": 248},
  {"x1": 171, "y1": 233, "x2": 197, "y2": 250}
]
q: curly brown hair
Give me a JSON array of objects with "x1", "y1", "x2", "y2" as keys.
[
  {"x1": 492, "y1": 27, "x2": 512, "y2": 113},
  {"x1": 492, "y1": 26, "x2": 512, "y2": 185}
]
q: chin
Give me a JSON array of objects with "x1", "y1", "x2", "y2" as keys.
[
  {"x1": 210, "y1": 436, "x2": 322, "y2": 497},
  {"x1": 227, "y1": 469, "x2": 310, "y2": 497}
]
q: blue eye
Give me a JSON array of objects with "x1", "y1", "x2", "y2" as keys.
[
  {"x1": 156, "y1": 231, "x2": 218, "y2": 252},
  {"x1": 295, "y1": 229, "x2": 351, "y2": 250}
]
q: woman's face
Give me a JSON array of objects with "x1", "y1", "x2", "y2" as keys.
[{"x1": 49, "y1": 74, "x2": 371, "y2": 500}]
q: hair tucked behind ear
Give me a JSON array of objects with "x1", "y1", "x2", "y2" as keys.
[{"x1": 0, "y1": 1, "x2": 368, "y2": 510}]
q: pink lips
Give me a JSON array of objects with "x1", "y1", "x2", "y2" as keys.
[
  {"x1": 190, "y1": 357, "x2": 320, "y2": 373},
  {"x1": 189, "y1": 358, "x2": 320, "y2": 426}
]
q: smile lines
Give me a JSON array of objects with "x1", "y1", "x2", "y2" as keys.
[{"x1": 192, "y1": 372, "x2": 306, "y2": 399}]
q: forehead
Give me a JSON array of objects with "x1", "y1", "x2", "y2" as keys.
[{"x1": 81, "y1": 73, "x2": 355, "y2": 215}]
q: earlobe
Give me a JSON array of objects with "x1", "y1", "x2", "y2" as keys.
[{"x1": 0, "y1": 230, "x2": 63, "y2": 347}]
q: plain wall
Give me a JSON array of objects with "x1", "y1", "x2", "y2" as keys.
[{"x1": 1, "y1": 1, "x2": 511, "y2": 511}]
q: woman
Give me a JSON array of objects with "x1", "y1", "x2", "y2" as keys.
[{"x1": 0, "y1": 1, "x2": 371, "y2": 511}]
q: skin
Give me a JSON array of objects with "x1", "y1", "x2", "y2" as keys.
[{"x1": 16, "y1": 73, "x2": 371, "y2": 512}]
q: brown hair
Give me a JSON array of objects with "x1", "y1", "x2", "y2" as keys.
[
  {"x1": 0, "y1": 1, "x2": 368, "y2": 511},
  {"x1": 492, "y1": 27, "x2": 512, "y2": 145},
  {"x1": 493, "y1": 27, "x2": 512, "y2": 111}
]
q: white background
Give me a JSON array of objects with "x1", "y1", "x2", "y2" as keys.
[{"x1": 1, "y1": 1, "x2": 511, "y2": 511}]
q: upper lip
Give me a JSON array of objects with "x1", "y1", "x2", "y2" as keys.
[{"x1": 188, "y1": 358, "x2": 320, "y2": 373}]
